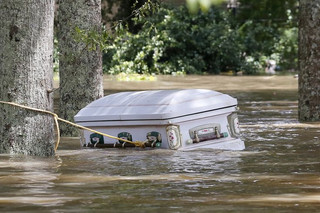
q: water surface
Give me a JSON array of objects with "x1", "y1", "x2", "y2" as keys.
[{"x1": 1, "y1": 75, "x2": 319, "y2": 212}]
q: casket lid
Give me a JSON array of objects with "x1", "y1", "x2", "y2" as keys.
[{"x1": 74, "y1": 89, "x2": 237, "y2": 122}]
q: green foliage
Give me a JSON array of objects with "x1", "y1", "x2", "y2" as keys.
[
  {"x1": 74, "y1": 0, "x2": 298, "y2": 75},
  {"x1": 115, "y1": 72, "x2": 157, "y2": 81},
  {"x1": 73, "y1": 26, "x2": 111, "y2": 51},
  {"x1": 101, "y1": 0, "x2": 159, "y2": 33},
  {"x1": 235, "y1": 0, "x2": 299, "y2": 71},
  {"x1": 103, "y1": 4, "x2": 255, "y2": 75},
  {"x1": 273, "y1": 27, "x2": 298, "y2": 70},
  {"x1": 236, "y1": 0, "x2": 298, "y2": 28}
]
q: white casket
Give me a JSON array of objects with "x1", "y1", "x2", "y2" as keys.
[{"x1": 74, "y1": 89, "x2": 245, "y2": 150}]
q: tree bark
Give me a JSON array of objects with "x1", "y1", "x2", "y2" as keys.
[
  {"x1": 298, "y1": 0, "x2": 320, "y2": 121},
  {"x1": 0, "y1": 0, "x2": 55, "y2": 156},
  {"x1": 57, "y1": 0, "x2": 104, "y2": 136}
]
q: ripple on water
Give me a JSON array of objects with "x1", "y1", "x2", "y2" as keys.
[{"x1": 1, "y1": 83, "x2": 320, "y2": 212}]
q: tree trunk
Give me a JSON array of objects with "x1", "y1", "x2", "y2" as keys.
[
  {"x1": 298, "y1": 0, "x2": 320, "y2": 121},
  {"x1": 0, "y1": 0, "x2": 55, "y2": 156},
  {"x1": 57, "y1": 0, "x2": 104, "y2": 136}
]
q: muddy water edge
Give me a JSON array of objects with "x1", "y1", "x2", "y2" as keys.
[{"x1": 0, "y1": 75, "x2": 319, "y2": 212}]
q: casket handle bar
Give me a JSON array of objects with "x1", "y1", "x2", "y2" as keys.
[{"x1": 84, "y1": 142, "x2": 158, "y2": 148}]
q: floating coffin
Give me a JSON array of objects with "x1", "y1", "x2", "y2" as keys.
[{"x1": 74, "y1": 89, "x2": 245, "y2": 150}]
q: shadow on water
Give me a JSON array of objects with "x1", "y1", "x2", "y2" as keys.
[{"x1": 1, "y1": 75, "x2": 320, "y2": 212}]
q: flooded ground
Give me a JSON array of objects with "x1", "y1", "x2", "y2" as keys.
[{"x1": 1, "y1": 75, "x2": 320, "y2": 212}]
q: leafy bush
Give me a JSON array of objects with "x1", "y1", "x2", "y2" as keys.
[
  {"x1": 103, "y1": 5, "x2": 257, "y2": 75},
  {"x1": 237, "y1": 21, "x2": 298, "y2": 72},
  {"x1": 235, "y1": 0, "x2": 298, "y2": 72},
  {"x1": 273, "y1": 27, "x2": 298, "y2": 71}
]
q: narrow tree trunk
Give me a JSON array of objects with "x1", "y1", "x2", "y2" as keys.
[
  {"x1": 0, "y1": 0, "x2": 55, "y2": 156},
  {"x1": 298, "y1": 0, "x2": 320, "y2": 121},
  {"x1": 57, "y1": 0, "x2": 104, "y2": 136}
]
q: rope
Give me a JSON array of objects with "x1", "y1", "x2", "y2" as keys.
[{"x1": 0, "y1": 101, "x2": 145, "y2": 152}]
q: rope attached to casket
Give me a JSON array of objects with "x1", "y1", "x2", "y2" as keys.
[{"x1": 0, "y1": 101, "x2": 146, "y2": 152}]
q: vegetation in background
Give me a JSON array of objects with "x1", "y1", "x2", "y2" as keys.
[
  {"x1": 59, "y1": 0, "x2": 298, "y2": 75},
  {"x1": 103, "y1": 4, "x2": 255, "y2": 75},
  {"x1": 100, "y1": 0, "x2": 298, "y2": 75},
  {"x1": 235, "y1": 0, "x2": 299, "y2": 71}
]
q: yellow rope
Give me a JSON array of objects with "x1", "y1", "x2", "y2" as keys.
[
  {"x1": 55, "y1": 116, "x2": 145, "y2": 147},
  {"x1": 0, "y1": 101, "x2": 145, "y2": 152}
]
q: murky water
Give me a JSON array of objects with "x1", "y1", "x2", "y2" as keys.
[{"x1": 1, "y1": 75, "x2": 320, "y2": 212}]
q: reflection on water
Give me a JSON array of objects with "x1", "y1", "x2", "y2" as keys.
[{"x1": 1, "y1": 76, "x2": 320, "y2": 212}]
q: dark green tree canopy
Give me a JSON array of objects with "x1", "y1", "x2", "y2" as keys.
[
  {"x1": 236, "y1": 0, "x2": 298, "y2": 27},
  {"x1": 97, "y1": 0, "x2": 298, "y2": 75}
]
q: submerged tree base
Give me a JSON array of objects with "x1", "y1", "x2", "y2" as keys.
[
  {"x1": 0, "y1": 1, "x2": 55, "y2": 157},
  {"x1": 298, "y1": 0, "x2": 320, "y2": 122}
]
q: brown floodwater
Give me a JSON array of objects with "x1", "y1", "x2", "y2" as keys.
[{"x1": 1, "y1": 75, "x2": 320, "y2": 212}]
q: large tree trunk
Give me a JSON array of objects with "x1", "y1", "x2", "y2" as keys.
[
  {"x1": 57, "y1": 0, "x2": 104, "y2": 136},
  {"x1": 0, "y1": 0, "x2": 55, "y2": 156},
  {"x1": 298, "y1": 0, "x2": 320, "y2": 121}
]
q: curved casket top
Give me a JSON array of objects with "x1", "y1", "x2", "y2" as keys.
[{"x1": 74, "y1": 89, "x2": 237, "y2": 122}]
